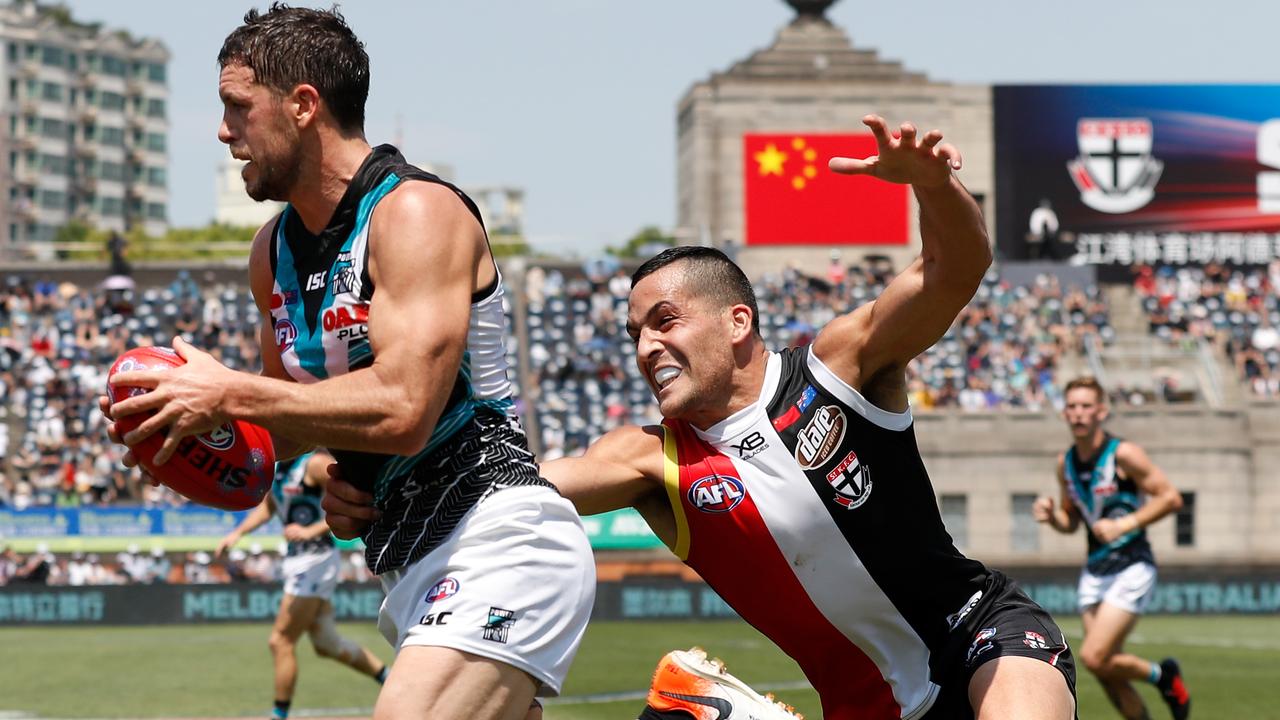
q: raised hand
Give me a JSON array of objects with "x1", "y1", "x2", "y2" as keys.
[{"x1": 829, "y1": 115, "x2": 961, "y2": 189}]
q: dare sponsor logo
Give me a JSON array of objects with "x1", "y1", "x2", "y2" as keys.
[
  {"x1": 794, "y1": 405, "x2": 846, "y2": 469},
  {"x1": 687, "y1": 474, "x2": 746, "y2": 514},
  {"x1": 322, "y1": 304, "x2": 369, "y2": 341}
]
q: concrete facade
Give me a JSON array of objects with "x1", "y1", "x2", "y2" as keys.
[
  {"x1": 916, "y1": 404, "x2": 1280, "y2": 569},
  {"x1": 0, "y1": 0, "x2": 169, "y2": 251},
  {"x1": 675, "y1": 7, "x2": 991, "y2": 280}
]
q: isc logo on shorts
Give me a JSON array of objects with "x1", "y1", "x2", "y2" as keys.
[{"x1": 688, "y1": 474, "x2": 745, "y2": 513}]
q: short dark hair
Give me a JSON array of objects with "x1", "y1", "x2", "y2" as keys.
[
  {"x1": 631, "y1": 246, "x2": 760, "y2": 335},
  {"x1": 218, "y1": 4, "x2": 369, "y2": 132},
  {"x1": 1064, "y1": 376, "x2": 1106, "y2": 402}
]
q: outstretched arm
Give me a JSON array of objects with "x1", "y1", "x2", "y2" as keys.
[
  {"x1": 321, "y1": 424, "x2": 673, "y2": 544},
  {"x1": 541, "y1": 424, "x2": 667, "y2": 516},
  {"x1": 812, "y1": 116, "x2": 991, "y2": 408}
]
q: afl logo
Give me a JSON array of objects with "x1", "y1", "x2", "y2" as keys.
[
  {"x1": 426, "y1": 577, "x2": 461, "y2": 603},
  {"x1": 198, "y1": 423, "x2": 237, "y2": 451},
  {"x1": 795, "y1": 405, "x2": 847, "y2": 469},
  {"x1": 826, "y1": 450, "x2": 872, "y2": 510},
  {"x1": 275, "y1": 318, "x2": 298, "y2": 352},
  {"x1": 687, "y1": 474, "x2": 745, "y2": 513}
]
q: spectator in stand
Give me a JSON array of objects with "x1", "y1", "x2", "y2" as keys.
[
  {"x1": 146, "y1": 547, "x2": 171, "y2": 583},
  {"x1": 1136, "y1": 262, "x2": 1280, "y2": 398}
]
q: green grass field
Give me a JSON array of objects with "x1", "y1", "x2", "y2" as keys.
[{"x1": 1, "y1": 616, "x2": 1275, "y2": 718}]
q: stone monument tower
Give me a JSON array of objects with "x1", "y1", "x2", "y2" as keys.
[{"x1": 675, "y1": 0, "x2": 992, "y2": 277}]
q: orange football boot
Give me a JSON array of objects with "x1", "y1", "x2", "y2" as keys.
[{"x1": 641, "y1": 647, "x2": 803, "y2": 720}]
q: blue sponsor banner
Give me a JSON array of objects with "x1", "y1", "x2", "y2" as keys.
[
  {"x1": 0, "y1": 506, "x2": 264, "y2": 538},
  {"x1": 0, "y1": 506, "x2": 660, "y2": 550},
  {"x1": 994, "y1": 85, "x2": 1280, "y2": 268}
]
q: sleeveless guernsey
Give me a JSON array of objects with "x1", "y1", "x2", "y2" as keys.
[
  {"x1": 272, "y1": 451, "x2": 333, "y2": 557},
  {"x1": 266, "y1": 145, "x2": 547, "y2": 574},
  {"x1": 1063, "y1": 433, "x2": 1155, "y2": 575},
  {"x1": 661, "y1": 346, "x2": 988, "y2": 720}
]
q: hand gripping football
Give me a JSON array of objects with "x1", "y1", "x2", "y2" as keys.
[{"x1": 106, "y1": 346, "x2": 274, "y2": 511}]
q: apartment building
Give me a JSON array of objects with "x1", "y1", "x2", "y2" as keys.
[{"x1": 1, "y1": 0, "x2": 168, "y2": 253}]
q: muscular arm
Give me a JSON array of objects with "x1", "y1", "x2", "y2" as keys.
[
  {"x1": 228, "y1": 183, "x2": 483, "y2": 455},
  {"x1": 113, "y1": 182, "x2": 487, "y2": 461},
  {"x1": 812, "y1": 119, "x2": 990, "y2": 410},
  {"x1": 541, "y1": 424, "x2": 675, "y2": 548},
  {"x1": 541, "y1": 425, "x2": 667, "y2": 515}
]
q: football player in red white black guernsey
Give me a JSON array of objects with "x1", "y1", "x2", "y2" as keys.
[{"x1": 326, "y1": 117, "x2": 1078, "y2": 719}]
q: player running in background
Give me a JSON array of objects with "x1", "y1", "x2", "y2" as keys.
[
  {"x1": 104, "y1": 6, "x2": 594, "y2": 719},
  {"x1": 328, "y1": 117, "x2": 1078, "y2": 720},
  {"x1": 1034, "y1": 377, "x2": 1190, "y2": 720},
  {"x1": 216, "y1": 450, "x2": 387, "y2": 720}
]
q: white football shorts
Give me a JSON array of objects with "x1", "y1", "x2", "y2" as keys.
[
  {"x1": 282, "y1": 549, "x2": 341, "y2": 600},
  {"x1": 376, "y1": 485, "x2": 596, "y2": 696},
  {"x1": 1078, "y1": 561, "x2": 1157, "y2": 614}
]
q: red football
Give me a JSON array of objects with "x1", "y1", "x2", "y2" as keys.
[{"x1": 106, "y1": 346, "x2": 274, "y2": 511}]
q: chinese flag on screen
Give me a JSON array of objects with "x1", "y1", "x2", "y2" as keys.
[{"x1": 743, "y1": 134, "x2": 909, "y2": 246}]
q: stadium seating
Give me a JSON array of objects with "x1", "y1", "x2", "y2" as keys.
[
  {"x1": 1134, "y1": 262, "x2": 1280, "y2": 397},
  {"x1": 0, "y1": 262, "x2": 1118, "y2": 508}
]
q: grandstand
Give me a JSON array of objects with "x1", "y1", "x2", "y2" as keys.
[{"x1": 2, "y1": 255, "x2": 1278, "y2": 573}]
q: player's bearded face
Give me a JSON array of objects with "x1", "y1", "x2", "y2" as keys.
[
  {"x1": 241, "y1": 105, "x2": 302, "y2": 202},
  {"x1": 219, "y1": 64, "x2": 302, "y2": 203}
]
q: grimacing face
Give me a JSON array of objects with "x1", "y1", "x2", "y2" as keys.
[
  {"x1": 626, "y1": 265, "x2": 738, "y2": 423},
  {"x1": 217, "y1": 63, "x2": 302, "y2": 202},
  {"x1": 1062, "y1": 386, "x2": 1107, "y2": 440}
]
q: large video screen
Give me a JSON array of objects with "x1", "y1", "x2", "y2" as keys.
[{"x1": 994, "y1": 85, "x2": 1280, "y2": 266}]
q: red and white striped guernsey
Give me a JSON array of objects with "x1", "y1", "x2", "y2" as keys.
[{"x1": 660, "y1": 346, "x2": 989, "y2": 720}]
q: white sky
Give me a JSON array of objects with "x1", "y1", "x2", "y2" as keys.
[{"x1": 61, "y1": 0, "x2": 1280, "y2": 256}]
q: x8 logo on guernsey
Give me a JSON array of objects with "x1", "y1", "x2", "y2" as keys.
[{"x1": 687, "y1": 474, "x2": 745, "y2": 513}]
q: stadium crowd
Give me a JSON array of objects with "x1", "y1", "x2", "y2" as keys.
[
  {"x1": 1135, "y1": 261, "x2": 1280, "y2": 397},
  {"x1": 524, "y1": 257, "x2": 1113, "y2": 455},
  {"x1": 0, "y1": 271, "x2": 262, "y2": 511},
  {"x1": 0, "y1": 258, "x2": 1149, "y2": 510},
  {"x1": 0, "y1": 542, "x2": 374, "y2": 586}
]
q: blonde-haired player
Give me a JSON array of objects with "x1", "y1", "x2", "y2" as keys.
[{"x1": 1035, "y1": 377, "x2": 1190, "y2": 719}]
